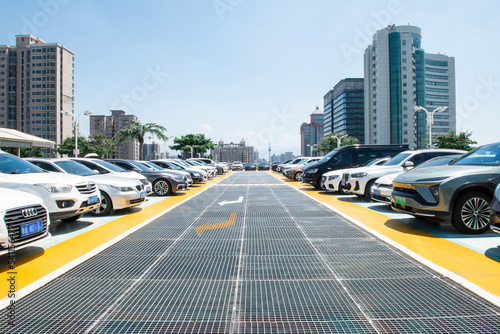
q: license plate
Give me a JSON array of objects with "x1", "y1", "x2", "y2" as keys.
[
  {"x1": 140, "y1": 191, "x2": 146, "y2": 198},
  {"x1": 393, "y1": 196, "x2": 406, "y2": 206},
  {"x1": 88, "y1": 195, "x2": 99, "y2": 204},
  {"x1": 146, "y1": 186, "x2": 151, "y2": 192},
  {"x1": 373, "y1": 189, "x2": 381, "y2": 196},
  {"x1": 21, "y1": 220, "x2": 44, "y2": 237}
]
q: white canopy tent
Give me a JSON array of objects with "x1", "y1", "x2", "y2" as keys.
[{"x1": 0, "y1": 128, "x2": 55, "y2": 156}]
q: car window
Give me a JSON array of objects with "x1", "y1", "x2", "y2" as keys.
[
  {"x1": 0, "y1": 154, "x2": 45, "y2": 174},
  {"x1": 329, "y1": 151, "x2": 352, "y2": 166},
  {"x1": 31, "y1": 161, "x2": 61, "y2": 172},
  {"x1": 111, "y1": 161, "x2": 134, "y2": 171},
  {"x1": 414, "y1": 155, "x2": 461, "y2": 169},
  {"x1": 129, "y1": 160, "x2": 154, "y2": 171},
  {"x1": 54, "y1": 161, "x2": 96, "y2": 176},
  {"x1": 383, "y1": 153, "x2": 411, "y2": 166},
  {"x1": 408, "y1": 153, "x2": 431, "y2": 166},
  {"x1": 451, "y1": 143, "x2": 500, "y2": 166},
  {"x1": 76, "y1": 160, "x2": 108, "y2": 174},
  {"x1": 92, "y1": 160, "x2": 127, "y2": 172}
]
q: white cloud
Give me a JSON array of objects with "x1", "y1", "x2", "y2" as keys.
[{"x1": 198, "y1": 124, "x2": 213, "y2": 135}]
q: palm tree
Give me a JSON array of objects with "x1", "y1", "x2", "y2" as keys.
[{"x1": 114, "y1": 121, "x2": 169, "y2": 159}]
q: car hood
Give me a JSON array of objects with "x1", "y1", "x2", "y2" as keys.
[
  {"x1": 304, "y1": 161, "x2": 322, "y2": 171},
  {"x1": 0, "y1": 188, "x2": 44, "y2": 209},
  {"x1": 348, "y1": 165, "x2": 404, "y2": 175},
  {"x1": 323, "y1": 168, "x2": 352, "y2": 177},
  {"x1": 84, "y1": 174, "x2": 141, "y2": 187},
  {"x1": 0, "y1": 171, "x2": 88, "y2": 185},
  {"x1": 393, "y1": 165, "x2": 496, "y2": 184},
  {"x1": 375, "y1": 172, "x2": 403, "y2": 185}
]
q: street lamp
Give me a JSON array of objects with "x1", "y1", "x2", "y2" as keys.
[
  {"x1": 307, "y1": 143, "x2": 318, "y2": 156},
  {"x1": 62, "y1": 110, "x2": 93, "y2": 157},
  {"x1": 331, "y1": 134, "x2": 348, "y2": 148},
  {"x1": 413, "y1": 105, "x2": 448, "y2": 148}
]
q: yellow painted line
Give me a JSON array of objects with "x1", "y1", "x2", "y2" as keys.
[
  {"x1": 195, "y1": 212, "x2": 237, "y2": 237},
  {"x1": 0, "y1": 173, "x2": 233, "y2": 299},
  {"x1": 272, "y1": 173, "x2": 500, "y2": 298}
]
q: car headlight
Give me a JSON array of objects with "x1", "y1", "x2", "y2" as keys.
[
  {"x1": 429, "y1": 184, "x2": 440, "y2": 202},
  {"x1": 173, "y1": 177, "x2": 183, "y2": 182},
  {"x1": 351, "y1": 172, "x2": 367, "y2": 178},
  {"x1": 327, "y1": 175, "x2": 339, "y2": 181},
  {"x1": 193, "y1": 172, "x2": 201, "y2": 177},
  {"x1": 35, "y1": 183, "x2": 72, "y2": 193},
  {"x1": 495, "y1": 185, "x2": 500, "y2": 200},
  {"x1": 308, "y1": 168, "x2": 318, "y2": 174},
  {"x1": 111, "y1": 185, "x2": 134, "y2": 192}
]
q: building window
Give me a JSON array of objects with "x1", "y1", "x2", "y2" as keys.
[{"x1": 402, "y1": 40, "x2": 406, "y2": 45}]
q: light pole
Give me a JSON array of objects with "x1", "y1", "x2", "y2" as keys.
[
  {"x1": 307, "y1": 143, "x2": 318, "y2": 156},
  {"x1": 62, "y1": 110, "x2": 93, "y2": 157},
  {"x1": 332, "y1": 134, "x2": 348, "y2": 148},
  {"x1": 413, "y1": 105, "x2": 448, "y2": 148}
]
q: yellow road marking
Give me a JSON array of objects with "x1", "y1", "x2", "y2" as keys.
[
  {"x1": 0, "y1": 173, "x2": 233, "y2": 298},
  {"x1": 271, "y1": 172, "x2": 500, "y2": 298},
  {"x1": 195, "y1": 212, "x2": 237, "y2": 237}
]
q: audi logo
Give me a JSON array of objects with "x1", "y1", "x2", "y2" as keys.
[{"x1": 22, "y1": 208, "x2": 38, "y2": 218}]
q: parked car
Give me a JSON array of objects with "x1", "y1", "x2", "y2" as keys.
[
  {"x1": 302, "y1": 145, "x2": 409, "y2": 188},
  {"x1": 232, "y1": 161, "x2": 243, "y2": 170},
  {"x1": 0, "y1": 188, "x2": 50, "y2": 249},
  {"x1": 343, "y1": 149, "x2": 465, "y2": 197},
  {"x1": 105, "y1": 159, "x2": 188, "y2": 196},
  {"x1": 139, "y1": 161, "x2": 193, "y2": 188},
  {"x1": 284, "y1": 158, "x2": 321, "y2": 181},
  {"x1": 152, "y1": 160, "x2": 207, "y2": 183},
  {"x1": 27, "y1": 158, "x2": 147, "y2": 216},
  {"x1": 271, "y1": 161, "x2": 282, "y2": 171},
  {"x1": 184, "y1": 160, "x2": 217, "y2": 177},
  {"x1": 370, "y1": 154, "x2": 463, "y2": 204},
  {"x1": 278, "y1": 157, "x2": 312, "y2": 174},
  {"x1": 71, "y1": 158, "x2": 152, "y2": 195},
  {"x1": 275, "y1": 159, "x2": 293, "y2": 172},
  {"x1": 258, "y1": 163, "x2": 270, "y2": 171},
  {"x1": 245, "y1": 163, "x2": 257, "y2": 171},
  {"x1": 0, "y1": 152, "x2": 100, "y2": 222},
  {"x1": 188, "y1": 158, "x2": 226, "y2": 174},
  {"x1": 490, "y1": 183, "x2": 500, "y2": 233},
  {"x1": 321, "y1": 157, "x2": 390, "y2": 193},
  {"x1": 391, "y1": 142, "x2": 500, "y2": 234}
]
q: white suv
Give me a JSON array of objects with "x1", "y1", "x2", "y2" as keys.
[
  {"x1": 0, "y1": 152, "x2": 101, "y2": 222},
  {"x1": 0, "y1": 189, "x2": 50, "y2": 249}
]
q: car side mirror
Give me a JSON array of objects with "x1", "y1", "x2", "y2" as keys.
[{"x1": 403, "y1": 161, "x2": 414, "y2": 169}]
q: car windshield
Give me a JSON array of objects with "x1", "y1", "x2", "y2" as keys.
[
  {"x1": 54, "y1": 160, "x2": 96, "y2": 176},
  {"x1": 414, "y1": 155, "x2": 461, "y2": 169},
  {"x1": 363, "y1": 157, "x2": 386, "y2": 167},
  {"x1": 163, "y1": 161, "x2": 182, "y2": 170},
  {"x1": 319, "y1": 148, "x2": 341, "y2": 163},
  {"x1": 93, "y1": 160, "x2": 127, "y2": 172},
  {"x1": 450, "y1": 143, "x2": 500, "y2": 166},
  {"x1": 142, "y1": 161, "x2": 163, "y2": 170},
  {"x1": 128, "y1": 160, "x2": 154, "y2": 171},
  {"x1": 0, "y1": 154, "x2": 45, "y2": 174},
  {"x1": 383, "y1": 153, "x2": 411, "y2": 166}
]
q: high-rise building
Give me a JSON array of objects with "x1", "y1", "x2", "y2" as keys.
[
  {"x1": 143, "y1": 141, "x2": 161, "y2": 160},
  {"x1": 0, "y1": 35, "x2": 74, "y2": 156},
  {"x1": 89, "y1": 110, "x2": 139, "y2": 160},
  {"x1": 323, "y1": 78, "x2": 364, "y2": 142},
  {"x1": 212, "y1": 140, "x2": 254, "y2": 163},
  {"x1": 364, "y1": 25, "x2": 455, "y2": 148},
  {"x1": 300, "y1": 106, "x2": 324, "y2": 157}
]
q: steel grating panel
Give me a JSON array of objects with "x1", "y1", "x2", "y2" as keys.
[
  {"x1": 241, "y1": 255, "x2": 335, "y2": 280},
  {"x1": 244, "y1": 216, "x2": 298, "y2": 227},
  {"x1": 312, "y1": 238, "x2": 396, "y2": 255},
  {"x1": 90, "y1": 321, "x2": 231, "y2": 334},
  {"x1": 97, "y1": 238, "x2": 176, "y2": 256},
  {"x1": 237, "y1": 280, "x2": 370, "y2": 323},
  {"x1": 235, "y1": 321, "x2": 377, "y2": 334},
  {"x1": 145, "y1": 255, "x2": 239, "y2": 280},
  {"x1": 343, "y1": 277, "x2": 500, "y2": 319},
  {"x1": 244, "y1": 238, "x2": 317, "y2": 255},
  {"x1": 126, "y1": 226, "x2": 187, "y2": 239},
  {"x1": 167, "y1": 239, "x2": 241, "y2": 256},
  {"x1": 244, "y1": 227, "x2": 305, "y2": 239},
  {"x1": 373, "y1": 315, "x2": 500, "y2": 334},
  {"x1": 301, "y1": 226, "x2": 373, "y2": 239},
  {"x1": 183, "y1": 226, "x2": 243, "y2": 240}
]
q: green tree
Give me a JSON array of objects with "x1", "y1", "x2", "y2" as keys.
[
  {"x1": 113, "y1": 121, "x2": 169, "y2": 160},
  {"x1": 169, "y1": 134, "x2": 216, "y2": 158},
  {"x1": 434, "y1": 131, "x2": 477, "y2": 151},
  {"x1": 313, "y1": 133, "x2": 359, "y2": 154},
  {"x1": 88, "y1": 135, "x2": 117, "y2": 158},
  {"x1": 56, "y1": 136, "x2": 91, "y2": 157},
  {"x1": 2, "y1": 147, "x2": 45, "y2": 157}
]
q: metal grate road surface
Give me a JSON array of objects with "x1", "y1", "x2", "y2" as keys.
[{"x1": 2, "y1": 171, "x2": 500, "y2": 333}]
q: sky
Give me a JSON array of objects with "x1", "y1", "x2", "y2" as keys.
[{"x1": 1, "y1": 0, "x2": 499, "y2": 158}]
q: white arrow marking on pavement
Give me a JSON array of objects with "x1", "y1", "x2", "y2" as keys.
[{"x1": 218, "y1": 196, "x2": 244, "y2": 206}]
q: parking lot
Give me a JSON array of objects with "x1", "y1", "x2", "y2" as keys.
[{"x1": 2, "y1": 171, "x2": 500, "y2": 333}]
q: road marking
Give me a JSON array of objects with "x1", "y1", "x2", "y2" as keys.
[
  {"x1": 214, "y1": 183, "x2": 286, "y2": 186},
  {"x1": 195, "y1": 213, "x2": 237, "y2": 237},
  {"x1": 219, "y1": 196, "x2": 244, "y2": 206}
]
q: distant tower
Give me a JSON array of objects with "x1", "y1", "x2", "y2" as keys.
[{"x1": 268, "y1": 142, "x2": 271, "y2": 162}]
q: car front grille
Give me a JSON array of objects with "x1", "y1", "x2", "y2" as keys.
[
  {"x1": 76, "y1": 182, "x2": 97, "y2": 194},
  {"x1": 393, "y1": 186, "x2": 418, "y2": 194},
  {"x1": 135, "y1": 184, "x2": 144, "y2": 191},
  {"x1": 342, "y1": 173, "x2": 349, "y2": 182},
  {"x1": 4, "y1": 205, "x2": 48, "y2": 243}
]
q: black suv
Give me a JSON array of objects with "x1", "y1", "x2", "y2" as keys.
[{"x1": 302, "y1": 144, "x2": 408, "y2": 188}]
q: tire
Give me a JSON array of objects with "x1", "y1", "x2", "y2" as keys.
[
  {"x1": 364, "y1": 179, "x2": 376, "y2": 198},
  {"x1": 60, "y1": 214, "x2": 83, "y2": 222},
  {"x1": 92, "y1": 191, "x2": 113, "y2": 216},
  {"x1": 153, "y1": 179, "x2": 172, "y2": 196},
  {"x1": 451, "y1": 191, "x2": 491, "y2": 234},
  {"x1": 294, "y1": 172, "x2": 303, "y2": 182}
]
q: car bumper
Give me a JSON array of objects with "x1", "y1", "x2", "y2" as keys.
[
  {"x1": 301, "y1": 173, "x2": 317, "y2": 185},
  {"x1": 370, "y1": 185, "x2": 392, "y2": 204},
  {"x1": 390, "y1": 190, "x2": 448, "y2": 218},
  {"x1": 109, "y1": 190, "x2": 147, "y2": 210},
  {"x1": 490, "y1": 199, "x2": 500, "y2": 233}
]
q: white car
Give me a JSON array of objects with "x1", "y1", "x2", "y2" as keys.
[
  {"x1": 139, "y1": 161, "x2": 193, "y2": 188},
  {"x1": 152, "y1": 159, "x2": 208, "y2": 183},
  {"x1": 232, "y1": 161, "x2": 243, "y2": 170},
  {"x1": 71, "y1": 158, "x2": 153, "y2": 195},
  {"x1": 0, "y1": 188, "x2": 50, "y2": 249},
  {"x1": 370, "y1": 154, "x2": 464, "y2": 204},
  {"x1": 321, "y1": 157, "x2": 390, "y2": 193},
  {"x1": 342, "y1": 149, "x2": 466, "y2": 197},
  {"x1": 0, "y1": 152, "x2": 100, "y2": 222},
  {"x1": 279, "y1": 157, "x2": 313, "y2": 174},
  {"x1": 27, "y1": 158, "x2": 148, "y2": 216}
]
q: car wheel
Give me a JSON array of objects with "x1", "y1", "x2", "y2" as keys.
[
  {"x1": 92, "y1": 191, "x2": 113, "y2": 216},
  {"x1": 60, "y1": 214, "x2": 83, "y2": 223},
  {"x1": 451, "y1": 191, "x2": 491, "y2": 234},
  {"x1": 153, "y1": 179, "x2": 171, "y2": 196},
  {"x1": 364, "y1": 179, "x2": 376, "y2": 198},
  {"x1": 339, "y1": 187, "x2": 350, "y2": 195},
  {"x1": 294, "y1": 172, "x2": 303, "y2": 181}
]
